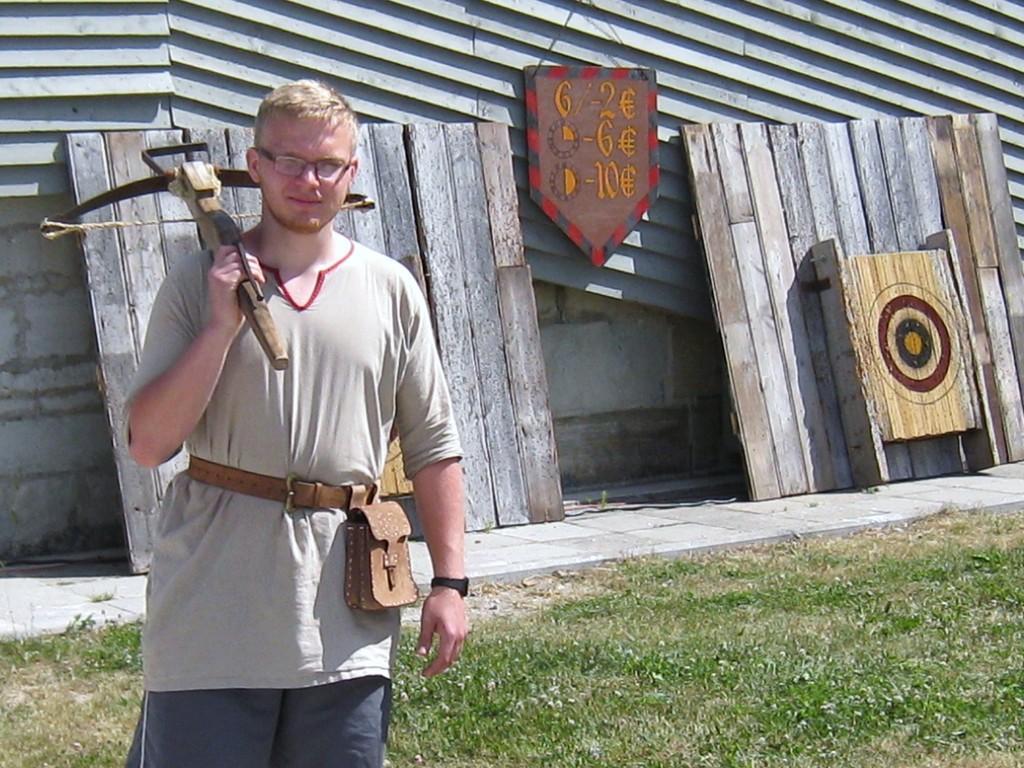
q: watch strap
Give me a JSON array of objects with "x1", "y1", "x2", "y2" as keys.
[{"x1": 431, "y1": 576, "x2": 469, "y2": 596}]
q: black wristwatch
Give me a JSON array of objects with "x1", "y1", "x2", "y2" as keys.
[{"x1": 431, "y1": 576, "x2": 470, "y2": 597}]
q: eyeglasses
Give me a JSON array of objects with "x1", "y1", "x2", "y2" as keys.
[{"x1": 256, "y1": 147, "x2": 352, "y2": 181}]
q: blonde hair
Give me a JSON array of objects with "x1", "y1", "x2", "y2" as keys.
[{"x1": 254, "y1": 80, "x2": 359, "y2": 146}]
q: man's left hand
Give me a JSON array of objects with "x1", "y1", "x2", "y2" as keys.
[{"x1": 416, "y1": 586, "x2": 468, "y2": 677}]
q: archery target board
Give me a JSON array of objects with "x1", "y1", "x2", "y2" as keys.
[{"x1": 840, "y1": 249, "x2": 978, "y2": 442}]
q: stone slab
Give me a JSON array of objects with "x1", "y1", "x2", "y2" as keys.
[
  {"x1": 566, "y1": 510, "x2": 690, "y2": 533},
  {"x1": 628, "y1": 522, "x2": 760, "y2": 546},
  {"x1": 709, "y1": 497, "x2": 822, "y2": 515},
  {"x1": 492, "y1": 520, "x2": 600, "y2": 542},
  {"x1": 549, "y1": 532, "x2": 662, "y2": 560},
  {"x1": 981, "y1": 464, "x2": 1024, "y2": 480},
  {"x1": 711, "y1": 504, "x2": 831, "y2": 532},
  {"x1": 853, "y1": 496, "x2": 948, "y2": 515},
  {"x1": 888, "y1": 487, "x2": 1020, "y2": 507},
  {"x1": 61, "y1": 575, "x2": 147, "y2": 602},
  {"x1": 918, "y1": 475, "x2": 1024, "y2": 494}
]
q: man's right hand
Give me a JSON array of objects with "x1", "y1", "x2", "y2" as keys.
[{"x1": 208, "y1": 244, "x2": 266, "y2": 334}]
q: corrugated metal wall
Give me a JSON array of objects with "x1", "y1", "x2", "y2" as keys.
[{"x1": 2, "y1": 0, "x2": 1022, "y2": 317}]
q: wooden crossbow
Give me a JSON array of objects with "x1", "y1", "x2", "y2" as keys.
[{"x1": 41, "y1": 142, "x2": 375, "y2": 372}]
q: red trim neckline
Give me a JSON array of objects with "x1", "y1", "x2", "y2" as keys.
[{"x1": 263, "y1": 240, "x2": 354, "y2": 311}]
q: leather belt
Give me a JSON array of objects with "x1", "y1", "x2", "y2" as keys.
[{"x1": 187, "y1": 455, "x2": 375, "y2": 511}]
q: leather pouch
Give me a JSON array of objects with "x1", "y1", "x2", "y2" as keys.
[{"x1": 345, "y1": 501, "x2": 419, "y2": 610}]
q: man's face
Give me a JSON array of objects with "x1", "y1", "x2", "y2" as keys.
[{"x1": 246, "y1": 116, "x2": 358, "y2": 235}]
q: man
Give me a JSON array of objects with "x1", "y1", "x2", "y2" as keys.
[{"x1": 124, "y1": 79, "x2": 468, "y2": 767}]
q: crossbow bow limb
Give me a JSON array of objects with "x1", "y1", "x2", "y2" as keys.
[{"x1": 41, "y1": 141, "x2": 376, "y2": 372}]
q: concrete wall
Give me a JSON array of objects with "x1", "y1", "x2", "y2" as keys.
[
  {"x1": 535, "y1": 282, "x2": 735, "y2": 492},
  {"x1": 0, "y1": 196, "x2": 121, "y2": 561}
]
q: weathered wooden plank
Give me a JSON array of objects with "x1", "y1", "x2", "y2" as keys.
[
  {"x1": 902, "y1": 117, "x2": 944, "y2": 236},
  {"x1": 796, "y1": 122, "x2": 840, "y2": 244},
  {"x1": 871, "y1": 119, "x2": 963, "y2": 476},
  {"x1": 902, "y1": 117, "x2": 971, "y2": 474},
  {"x1": 951, "y1": 115, "x2": 1024, "y2": 462},
  {"x1": 742, "y1": 121, "x2": 827, "y2": 493},
  {"x1": 730, "y1": 217, "x2": 809, "y2": 495},
  {"x1": 798, "y1": 121, "x2": 889, "y2": 486},
  {"x1": 346, "y1": 127, "x2": 415, "y2": 499},
  {"x1": 682, "y1": 124, "x2": 781, "y2": 499},
  {"x1": 897, "y1": 119, "x2": 966, "y2": 475},
  {"x1": 145, "y1": 131, "x2": 200, "y2": 505},
  {"x1": 878, "y1": 118, "x2": 924, "y2": 250},
  {"x1": 147, "y1": 129, "x2": 201, "y2": 275},
  {"x1": 65, "y1": 132, "x2": 158, "y2": 573},
  {"x1": 107, "y1": 132, "x2": 165, "y2": 349},
  {"x1": 107, "y1": 131, "x2": 186, "y2": 500},
  {"x1": 476, "y1": 122, "x2": 525, "y2": 269},
  {"x1": 368, "y1": 123, "x2": 428, "y2": 294},
  {"x1": 801, "y1": 122, "x2": 891, "y2": 483},
  {"x1": 925, "y1": 229, "x2": 984, "y2": 445},
  {"x1": 827, "y1": 122, "x2": 917, "y2": 479},
  {"x1": 477, "y1": 121, "x2": 562, "y2": 521},
  {"x1": 951, "y1": 115, "x2": 999, "y2": 270},
  {"x1": 824, "y1": 121, "x2": 914, "y2": 480},
  {"x1": 973, "y1": 112, "x2": 1024, "y2": 416},
  {"x1": 977, "y1": 265, "x2": 1024, "y2": 462},
  {"x1": 808, "y1": 237, "x2": 888, "y2": 487},
  {"x1": 496, "y1": 265, "x2": 564, "y2": 522},
  {"x1": 443, "y1": 122, "x2": 530, "y2": 525},
  {"x1": 849, "y1": 120, "x2": 900, "y2": 251},
  {"x1": 405, "y1": 122, "x2": 497, "y2": 531},
  {"x1": 225, "y1": 127, "x2": 261, "y2": 222},
  {"x1": 822, "y1": 122, "x2": 871, "y2": 257},
  {"x1": 711, "y1": 122, "x2": 754, "y2": 223},
  {"x1": 346, "y1": 125, "x2": 387, "y2": 253},
  {"x1": 769, "y1": 123, "x2": 852, "y2": 489},
  {"x1": 928, "y1": 115, "x2": 1005, "y2": 467}
]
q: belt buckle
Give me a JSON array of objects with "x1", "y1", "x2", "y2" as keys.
[{"x1": 285, "y1": 472, "x2": 298, "y2": 513}]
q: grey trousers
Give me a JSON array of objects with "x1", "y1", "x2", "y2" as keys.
[{"x1": 125, "y1": 676, "x2": 391, "y2": 768}]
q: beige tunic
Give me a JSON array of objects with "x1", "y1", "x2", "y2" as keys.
[{"x1": 130, "y1": 239, "x2": 461, "y2": 692}]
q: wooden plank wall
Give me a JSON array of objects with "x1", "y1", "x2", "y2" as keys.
[
  {"x1": 65, "y1": 129, "x2": 191, "y2": 573},
  {"x1": 683, "y1": 112, "x2": 1024, "y2": 500},
  {"x1": 67, "y1": 122, "x2": 561, "y2": 571},
  {"x1": 931, "y1": 115, "x2": 1024, "y2": 463},
  {"x1": 406, "y1": 122, "x2": 563, "y2": 530}
]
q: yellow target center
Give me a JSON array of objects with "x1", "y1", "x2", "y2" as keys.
[{"x1": 904, "y1": 331, "x2": 924, "y2": 356}]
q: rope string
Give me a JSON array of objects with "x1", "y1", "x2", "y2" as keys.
[{"x1": 40, "y1": 213, "x2": 263, "y2": 240}]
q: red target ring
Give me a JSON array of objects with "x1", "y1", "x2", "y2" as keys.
[{"x1": 877, "y1": 294, "x2": 951, "y2": 393}]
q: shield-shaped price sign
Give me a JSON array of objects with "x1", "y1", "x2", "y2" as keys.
[{"x1": 524, "y1": 66, "x2": 659, "y2": 267}]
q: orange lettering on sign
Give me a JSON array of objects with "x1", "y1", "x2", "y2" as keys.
[
  {"x1": 526, "y1": 66, "x2": 657, "y2": 266},
  {"x1": 554, "y1": 80, "x2": 572, "y2": 118},
  {"x1": 618, "y1": 87, "x2": 637, "y2": 119}
]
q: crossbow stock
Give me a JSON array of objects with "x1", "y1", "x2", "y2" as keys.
[{"x1": 41, "y1": 142, "x2": 375, "y2": 372}]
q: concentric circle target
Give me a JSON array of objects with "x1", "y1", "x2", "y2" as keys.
[{"x1": 867, "y1": 283, "x2": 959, "y2": 404}]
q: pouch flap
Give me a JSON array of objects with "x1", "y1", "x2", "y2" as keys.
[{"x1": 354, "y1": 501, "x2": 411, "y2": 543}]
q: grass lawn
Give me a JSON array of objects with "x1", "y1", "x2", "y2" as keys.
[{"x1": 2, "y1": 510, "x2": 1023, "y2": 767}]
